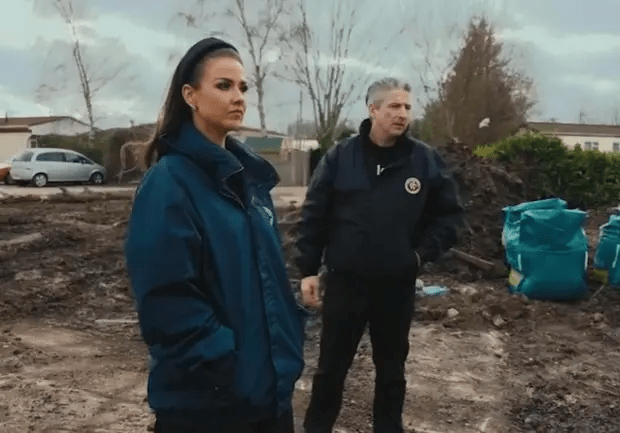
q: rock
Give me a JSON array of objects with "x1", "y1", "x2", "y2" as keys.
[
  {"x1": 564, "y1": 394, "x2": 577, "y2": 405},
  {"x1": 447, "y1": 308, "x2": 460, "y2": 319},
  {"x1": 0, "y1": 232, "x2": 44, "y2": 248},
  {"x1": 14, "y1": 270, "x2": 42, "y2": 281},
  {"x1": 524, "y1": 413, "x2": 542, "y2": 426},
  {"x1": 455, "y1": 285, "x2": 478, "y2": 296},
  {"x1": 492, "y1": 315, "x2": 506, "y2": 328},
  {"x1": 593, "y1": 313, "x2": 605, "y2": 323}
]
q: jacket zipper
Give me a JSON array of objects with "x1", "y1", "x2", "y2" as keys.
[
  {"x1": 223, "y1": 173, "x2": 279, "y2": 402},
  {"x1": 244, "y1": 200, "x2": 279, "y2": 404}
]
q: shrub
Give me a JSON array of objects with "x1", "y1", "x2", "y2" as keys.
[{"x1": 475, "y1": 133, "x2": 620, "y2": 208}]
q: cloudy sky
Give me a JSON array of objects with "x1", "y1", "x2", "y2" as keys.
[{"x1": 1, "y1": 0, "x2": 619, "y2": 132}]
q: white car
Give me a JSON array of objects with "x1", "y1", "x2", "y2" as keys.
[{"x1": 10, "y1": 148, "x2": 107, "y2": 187}]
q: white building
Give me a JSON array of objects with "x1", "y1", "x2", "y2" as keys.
[
  {"x1": 526, "y1": 122, "x2": 620, "y2": 153},
  {"x1": 0, "y1": 116, "x2": 91, "y2": 161}
]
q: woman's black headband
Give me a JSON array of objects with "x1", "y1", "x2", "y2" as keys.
[{"x1": 178, "y1": 37, "x2": 239, "y2": 84}]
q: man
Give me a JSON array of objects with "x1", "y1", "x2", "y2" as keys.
[{"x1": 295, "y1": 78, "x2": 464, "y2": 433}]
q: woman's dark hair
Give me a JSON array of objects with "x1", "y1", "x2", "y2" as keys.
[{"x1": 144, "y1": 38, "x2": 241, "y2": 167}]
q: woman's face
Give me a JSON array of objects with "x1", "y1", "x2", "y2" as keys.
[{"x1": 183, "y1": 56, "x2": 248, "y2": 137}]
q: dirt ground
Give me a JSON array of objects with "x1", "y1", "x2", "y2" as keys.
[{"x1": 2, "y1": 196, "x2": 620, "y2": 433}]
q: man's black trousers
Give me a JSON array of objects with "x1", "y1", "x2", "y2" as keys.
[{"x1": 303, "y1": 270, "x2": 416, "y2": 433}]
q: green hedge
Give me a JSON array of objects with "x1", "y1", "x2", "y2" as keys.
[{"x1": 475, "y1": 133, "x2": 620, "y2": 208}]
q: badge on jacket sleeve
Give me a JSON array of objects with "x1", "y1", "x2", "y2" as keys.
[
  {"x1": 405, "y1": 177, "x2": 421, "y2": 195},
  {"x1": 251, "y1": 195, "x2": 275, "y2": 226},
  {"x1": 262, "y1": 205, "x2": 274, "y2": 226}
]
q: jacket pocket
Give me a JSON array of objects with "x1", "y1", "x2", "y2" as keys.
[
  {"x1": 201, "y1": 350, "x2": 240, "y2": 407},
  {"x1": 150, "y1": 345, "x2": 240, "y2": 410},
  {"x1": 199, "y1": 349, "x2": 238, "y2": 389}
]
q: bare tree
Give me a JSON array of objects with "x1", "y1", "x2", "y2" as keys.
[
  {"x1": 173, "y1": 0, "x2": 218, "y2": 29},
  {"x1": 412, "y1": 39, "x2": 460, "y2": 141},
  {"x1": 35, "y1": 0, "x2": 129, "y2": 147},
  {"x1": 231, "y1": 0, "x2": 287, "y2": 130},
  {"x1": 282, "y1": 0, "x2": 370, "y2": 149},
  {"x1": 180, "y1": 0, "x2": 289, "y2": 131}
]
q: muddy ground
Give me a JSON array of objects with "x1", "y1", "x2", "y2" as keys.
[{"x1": 2, "y1": 196, "x2": 620, "y2": 433}]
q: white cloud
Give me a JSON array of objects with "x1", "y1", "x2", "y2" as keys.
[
  {"x1": 1, "y1": 3, "x2": 71, "y2": 50},
  {"x1": 94, "y1": 97, "x2": 140, "y2": 118},
  {"x1": 0, "y1": 85, "x2": 51, "y2": 117},
  {"x1": 1, "y1": 2, "x2": 190, "y2": 70},
  {"x1": 93, "y1": 14, "x2": 191, "y2": 65},
  {"x1": 340, "y1": 57, "x2": 405, "y2": 78},
  {"x1": 0, "y1": 3, "x2": 193, "y2": 127},
  {"x1": 561, "y1": 74, "x2": 620, "y2": 94},
  {"x1": 3, "y1": 0, "x2": 620, "y2": 129},
  {"x1": 499, "y1": 25, "x2": 620, "y2": 56}
]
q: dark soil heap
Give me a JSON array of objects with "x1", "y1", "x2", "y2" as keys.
[{"x1": 433, "y1": 141, "x2": 528, "y2": 261}]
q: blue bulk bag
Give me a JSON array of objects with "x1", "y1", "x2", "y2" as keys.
[
  {"x1": 502, "y1": 198, "x2": 567, "y2": 269},
  {"x1": 593, "y1": 215, "x2": 620, "y2": 278},
  {"x1": 504, "y1": 205, "x2": 588, "y2": 301}
]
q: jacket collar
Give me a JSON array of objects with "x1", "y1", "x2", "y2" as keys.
[
  {"x1": 166, "y1": 122, "x2": 279, "y2": 190},
  {"x1": 359, "y1": 118, "x2": 372, "y2": 138},
  {"x1": 358, "y1": 118, "x2": 408, "y2": 146}
]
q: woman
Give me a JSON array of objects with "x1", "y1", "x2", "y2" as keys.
[{"x1": 124, "y1": 37, "x2": 306, "y2": 433}]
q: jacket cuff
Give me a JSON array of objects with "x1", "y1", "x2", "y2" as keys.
[
  {"x1": 414, "y1": 247, "x2": 430, "y2": 266},
  {"x1": 299, "y1": 268, "x2": 319, "y2": 278},
  {"x1": 296, "y1": 256, "x2": 321, "y2": 278}
]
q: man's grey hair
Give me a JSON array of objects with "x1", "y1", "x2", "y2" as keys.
[{"x1": 365, "y1": 78, "x2": 412, "y2": 107}]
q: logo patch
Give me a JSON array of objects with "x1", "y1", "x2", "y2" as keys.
[
  {"x1": 252, "y1": 196, "x2": 275, "y2": 226},
  {"x1": 404, "y1": 177, "x2": 421, "y2": 195},
  {"x1": 261, "y1": 205, "x2": 274, "y2": 226}
]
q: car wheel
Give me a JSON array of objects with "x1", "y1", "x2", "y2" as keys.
[
  {"x1": 32, "y1": 173, "x2": 48, "y2": 187},
  {"x1": 90, "y1": 172, "x2": 104, "y2": 185}
]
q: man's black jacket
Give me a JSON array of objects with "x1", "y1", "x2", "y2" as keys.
[{"x1": 294, "y1": 119, "x2": 465, "y2": 281}]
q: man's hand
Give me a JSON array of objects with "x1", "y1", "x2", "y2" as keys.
[{"x1": 301, "y1": 275, "x2": 322, "y2": 310}]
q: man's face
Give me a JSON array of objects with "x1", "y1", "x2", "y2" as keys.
[{"x1": 369, "y1": 89, "x2": 412, "y2": 139}]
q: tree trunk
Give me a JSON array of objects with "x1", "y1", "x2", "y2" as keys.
[{"x1": 256, "y1": 72, "x2": 267, "y2": 130}]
